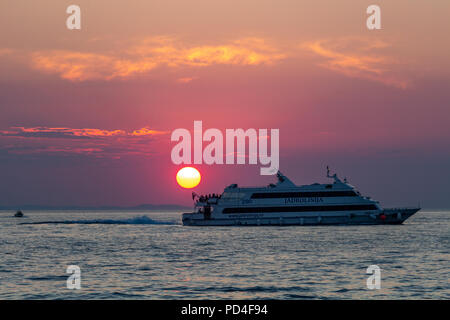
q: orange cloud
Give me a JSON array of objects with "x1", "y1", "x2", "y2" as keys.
[
  {"x1": 176, "y1": 76, "x2": 198, "y2": 84},
  {"x1": 130, "y1": 127, "x2": 169, "y2": 136},
  {"x1": 30, "y1": 37, "x2": 285, "y2": 82},
  {"x1": 31, "y1": 52, "x2": 135, "y2": 82},
  {"x1": 304, "y1": 38, "x2": 410, "y2": 89},
  {"x1": 1, "y1": 126, "x2": 166, "y2": 138},
  {"x1": 184, "y1": 38, "x2": 284, "y2": 66},
  {"x1": 0, "y1": 126, "x2": 168, "y2": 158},
  {"x1": 3, "y1": 127, "x2": 126, "y2": 138}
]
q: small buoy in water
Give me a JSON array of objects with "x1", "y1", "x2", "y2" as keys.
[{"x1": 14, "y1": 210, "x2": 24, "y2": 217}]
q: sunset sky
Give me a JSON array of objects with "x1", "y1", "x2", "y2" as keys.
[{"x1": 0, "y1": 1, "x2": 449, "y2": 208}]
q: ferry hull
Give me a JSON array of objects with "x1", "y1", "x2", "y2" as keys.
[{"x1": 182, "y1": 208, "x2": 420, "y2": 226}]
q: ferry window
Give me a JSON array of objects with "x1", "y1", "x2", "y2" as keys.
[
  {"x1": 223, "y1": 204, "x2": 377, "y2": 214},
  {"x1": 251, "y1": 191, "x2": 357, "y2": 198},
  {"x1": 221, "y1": 192, "x2": 245, "y2": 200}
]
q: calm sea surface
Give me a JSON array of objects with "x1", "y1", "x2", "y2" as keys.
[{"x1": 0, "y1": 210, "x2": 448, "y2": 299}]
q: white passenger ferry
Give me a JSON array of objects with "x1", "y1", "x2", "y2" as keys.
[{"x1": 182, "y1": 168, "x2": 420, "y2": 226}]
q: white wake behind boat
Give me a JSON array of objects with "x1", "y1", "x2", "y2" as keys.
[{"x1": 182, "y1": 168, "x2": 420, "y2": 226}]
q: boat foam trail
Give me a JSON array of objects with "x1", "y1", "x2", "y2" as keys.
[{"x1": 19, "y1": 215, "x2": 178, "y2": 225}]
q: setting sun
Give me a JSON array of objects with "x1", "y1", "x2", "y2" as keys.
[{"x1": 176, "y1": 167, "x2": 201, "y2": 189}]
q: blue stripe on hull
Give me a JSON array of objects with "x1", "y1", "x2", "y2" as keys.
[{"x1": 182, "y1": 210, "x2": 419, "y2": 226}]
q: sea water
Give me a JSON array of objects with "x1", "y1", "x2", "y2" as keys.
[{"x1": 0, "y1": 210, "x2": 448, "y2": 299}]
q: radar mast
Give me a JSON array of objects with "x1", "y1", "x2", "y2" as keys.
[{"x1": 326, "y1": 166, "x2": 342, "y2": 183}]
